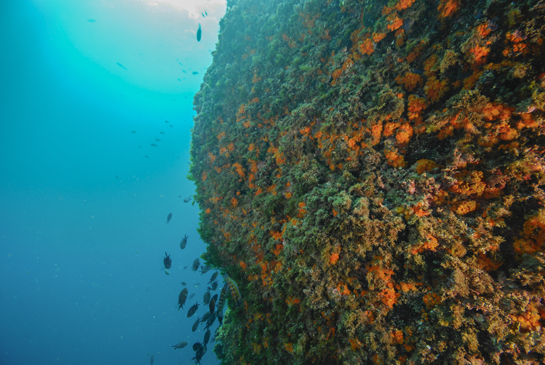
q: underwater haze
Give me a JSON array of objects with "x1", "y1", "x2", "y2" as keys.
[{"x1": 0, "y1": 0, "x2": 225, "y2": 364}]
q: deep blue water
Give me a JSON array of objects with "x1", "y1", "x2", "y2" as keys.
[{"x1": 0, "y1": 1, "x2": 225, "y2": 364}]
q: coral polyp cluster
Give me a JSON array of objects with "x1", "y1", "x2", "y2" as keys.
[{"x1": 190, "y1": 0, "x2": 545, "y2": 363}]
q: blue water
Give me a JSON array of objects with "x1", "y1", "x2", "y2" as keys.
[{"x1": 0, "y1": 1, "x2": 225, "y2": 364}]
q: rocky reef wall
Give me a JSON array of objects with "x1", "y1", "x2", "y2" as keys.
[{"x1": 190, "y1": 0, "x2": 545, "y2": 363}]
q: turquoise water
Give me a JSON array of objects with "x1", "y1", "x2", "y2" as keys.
[{"x1": 0, "y1": 1, "x2": 224, "y2": 364}]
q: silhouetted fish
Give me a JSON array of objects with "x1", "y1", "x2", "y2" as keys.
[
  {"x1": 159, "y1": 131, "x2": 165, "y2": 134},
  {"x1": 181, "y1": 281, "x2": 186, "y2": 286},
  {"x1": 180, "y1": 234, "x2": 188, "y2": 249},
  {"x1": 192, "y1": 258, "x2": 200, "y2": 271},
  {"x1": 145, "y1": 155, "x2": 149, "y2": 158},
  {"x1": 183, "y1": 196, "x2": 192, "y2": 203},
  {"x1": 155, "y1": 139, "x2": 161, "y2": 142},
  {"x1": 150, "y1": 355, "x2": 154, "y2": 365},
  {"x1": 189, "y1": 293, "x2": 196, "y2": 300},
  {"x1": 201, "y1": 311, "x2": 211, "y2": 323},
  {"x1": 172, "y1": 341, "x2": 188, "y2": 349},
  {"x1": 182, "y1": 70, "x2": 187, "y2": 73},
  {"x1": 208, "y1": 272, "x2": 218, "y2": 284},
  {"x1": 117, "y1": 62, "x2": 127, "y2": 70},
  {"x1": 165, "y1": 120, "x2": 169, "y2": 123},
  {"x1": 192, "y1": 317, "x2": 201, "y2": 332},
  {"x1": 150, "y1": 143, "x2": 158, "y2": 147},
  {"x1": 178, "y1": 287, "x2": 188, "y2": 310},
  {"x1": 192, "y1": 71, "x2": 198, "y2": 75},
  {"x1": 209, "y1": 294, "x2": 218, "y2": 314},
  {"x1": 197, "y1": 23, "x2": 202, "y2": 42},
  {"x1": 164, "y1": 252, "x2": 172, "y2": 269},
  {"x1": 167, "y1": 213, "x2": 172, "y2": 223},
  {"x1": 203, "y1": 291, "x2": 211, "y2": 305},
  {"x1": 203, "y1": 328, "x2": 210, "y2": 345},
  {"x1": 131, "y1": 130, "x2": 136, "y2": 133},
  {"x1": 187, "y1": 302, "x2": 199, "y2": 317}
]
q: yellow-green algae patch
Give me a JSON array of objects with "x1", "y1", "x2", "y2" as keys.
[{"x1": 190, "y1": 0, "x2": 545, "y2": 363}]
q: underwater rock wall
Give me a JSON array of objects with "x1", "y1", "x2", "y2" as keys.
[{"x1": 190, "y1": 0, "x2": 545, "y2": 363}]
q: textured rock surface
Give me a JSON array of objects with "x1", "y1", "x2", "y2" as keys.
[{"x1": 190, "y1": 0, "x2": 545, "y2": 363}]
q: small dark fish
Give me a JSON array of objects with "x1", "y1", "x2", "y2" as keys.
[
  {"x1": 201, "y1": 311, "x2": 211, "y2": 323},
  {"x1": 178, "y1": 287, "x2": 188, "y2": 310},
  {"x1": 192, "y1": 317, "x2": 201, "y2": 332},
  {"x1": 137, "y1": 144, "x2": 142, "y2": 148},
  {"x1": 87, "y1": 19, "x2": 96, "y2": 22},
  {"x1": 203, "y1": 329, "x2": 210, "y2": 345},
  {"x1": 192, "y1": 71, "x2": 198, "y2": 75},
  {"x1": 172, "y1": 341, "x2": 188, "y2": 349},
  {"x1": 196, "y1": 23, "x2": 202, "y2": 42},
  {"x1": 180, "y1": 234, "x2": 188, "y2": 249},
  {"x1": 209, "y1": 281, "x2": 218, "y2": 291},
  {"x1": 131, "y1": 130, "x2": 136, "y2": 133},
  {"x1": 155, "y1": 139, "x2": 161, "y2": 142},
  {"x1": 193, "y1": 342, "x2": 202, "y2": 352},
  {"x1": 150, "y1": 355, "x2": 154, "y2": 365},
  {"x1": 208, "y1": 272, "x2": 218, "y2": 284},
  {"x1": 181, "y1": 282, "x2": 186, "y2": 286},
  {"x1": 192, "y1": 258, "x2": 200, "y2": 272},
  {"x1": 200, "y1": 265, "x2": 211, "y2": 274},
  {"x1": 187, "y1": 302, "x2": 199, "y2": 317},
  {"x1": 116, "y1": 62, "x2": 127, "y2": 70},
  {"x1": 150, "y1": 143, "x2": 158, "y2": 147},
  {"x1": 205, "y1": 11, "x2": 208, "y2": 15},
  {"x1": 165, "y1": 120, "x2": 169, "y2": 123},
  {"x1": 164, "y1": 252, "x2": 172, "y2": 269},
  {"x1": 145, "y1": 155, "x2": 149, "y2": 158},
  {"x1": 209, "y1": 294, "x2": 218, "y2": 314},
  {"x1": 202, "y1": 12, "x2": 205, "y2": 17},
  {"x1": 182, "y1": 70, "x2": 187, "y2": 73},
  {"x1": 203, "y1": 291, "x2": 211, "y2": 305},
  {"x1": 189, "y1": 293, "x2": 196, "y2": 300},
  {"x1": 166, "y1": 213, "x2": 172, "y2": 223},
  {"x1": 159, "y1": 131, "x2": 165, "y2": 134},
  {"x1": 183, "y1": 196, "x2": 192, "y2": 203},
  {"x1": 204, "y1": 312, "x2": 216, "y2": 329},
  {"x1": 193, "y1": 343, "x2": 206, "y2": 364},
  {"x1": 177, "y1": 78, "x2": 181, "y2": 81},
  {"x1": 184, "y1": 265, "x2": 188, "y2": 270}
]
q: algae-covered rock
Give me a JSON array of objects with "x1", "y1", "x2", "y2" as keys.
[{"x1": 191, "y1": 0, "x2": 545, "y2": 363}]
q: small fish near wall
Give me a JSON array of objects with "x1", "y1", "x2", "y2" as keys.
[{"x1": 190, "y1": 0, "x2": 545, "y2": 364}]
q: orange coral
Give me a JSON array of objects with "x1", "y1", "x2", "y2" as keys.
[
  {"x1": 384, "y1": 148, "x2": 406, "y2": 168},
  {"x1": 470, "y1": 46, "x2": 490, "y2": 64},
  {"x1": 423, "y1": 292, "x2": 441, "y2": 309},
  {"x1": 416, "y1": 159, "x2": 438, "y2": 174},
  {"x1": 451, "y1": 200, "x2": 478, "y2": 215},
  {"x1": 513, "y1": 210, "x2": 545, "y2": 255},
  {"x1": 380, "y1": 288, "x2": 400, "y2": 308},
  {"x1": 424, "y1": 77, "x2": 449, "y2": 103},
  {"x1": 387, "y1": 14, "x2": 403, "y2": 31},
  {"x1": 395, "y1": 72, "x2": 423, "y2": 91},
  {"x1": 359, "y1": 38, "x2": 374, "y2": 56},
  {"x1": 438, "y1": 0, "x2": 460, "y2": 19},
  {"x1": 329, "y1": 253, "x2": 340, "y2": 265},
  {"x1": 396, "y1": 0, "x2": 415, "y2": 11},
  {"x1": 395, "y1": 123, "x2": 414, "y2": 145}
]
